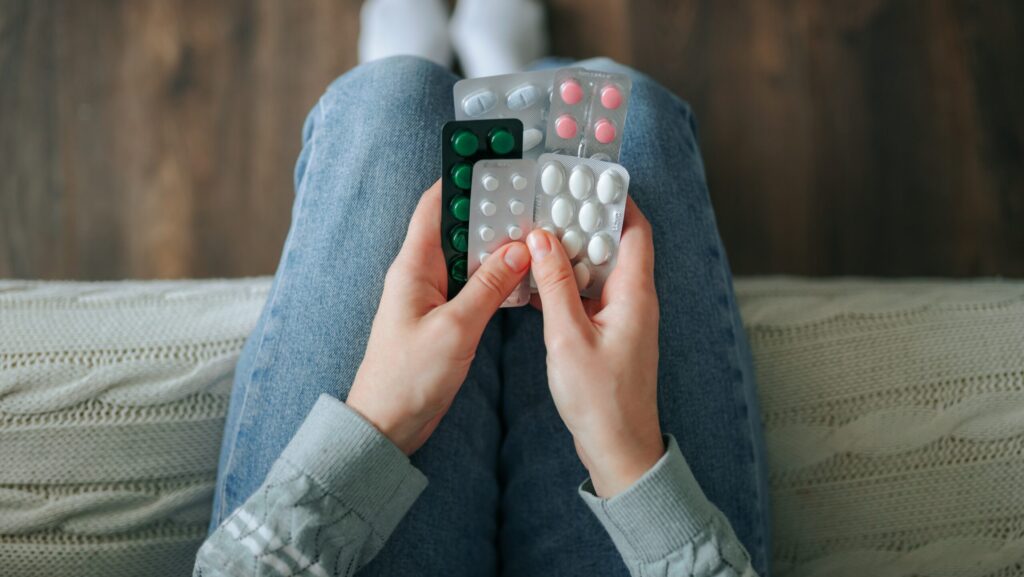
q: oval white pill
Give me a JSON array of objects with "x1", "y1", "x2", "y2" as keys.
[
  {"x1": 569, "y1": 165, "x2": 594, "y2": 200},
  {"x1": 479, "y1": 226, "x2": 495, "y2": 241},
  {"x1": 522, "y1": 128, "x2": 543, "y2": 151},
  {"x1": 578, "y1": 202, "x2": 602, "y2": 233},
  {"x1": 541, "y1": 162, "x2": 565, "y2": 195},
  {"x1": 560, "y1": 228, "x2": 585, "y2": 259},
  {"x1": 479, "y1": 252, "x2": 490, "y2": 264},
  {"x1": 587, "y1": 234, "x2": 612, "y2": 265},
  {"x1": 507, "y1": 84, "x2": 541, "y2": 111},
  {"x1": 511, "y1": 173, "x2": 528, "y2": 190},
  {"x1": 482, "y1": 174, "x2": 499, "y2": 191},
  {"x1": 597, "y1": 170, "x2": 623, "y2": 204},
  {"x1": 508, "y1": 225, "x2": 523, "y2": 240},
  {"x1": 551, "y1": 197, "x2": 574, "y2": 229},
  {"x1": 573, "y1": 262, "x2": 592, "y2": 289},
  {"x1": 508, "y1": 199, "x2": 525, "y2": 215},
  {"x1": 462, "y1": 89, "x2": 497, "y2": 117},
  {"x1": 480, "y1": 200, "x2": 496, "y2": 216}
]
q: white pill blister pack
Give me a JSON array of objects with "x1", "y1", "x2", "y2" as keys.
[
  {"x1": 545, "y1": 68, "x2": 632, "y2": 162},
  {"x1": 533, "y1": 153, "x2": 630, "y2": 299},
  {"x1": 468, "y1": 159, "x2": 537, "y2": 307},
  {"x1": 453, "y1": 70, "x2": 556, "y2": 160}
]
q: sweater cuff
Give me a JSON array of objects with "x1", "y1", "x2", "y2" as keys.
[
  {"x1": 277, "y1": 393, "x2": 428, "y2": 541},
  {"x1": 578, "y1": 434, "x2": 719, "y2": 563}
]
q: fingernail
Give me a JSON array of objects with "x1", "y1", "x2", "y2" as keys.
[
  {"x1": 527, "y1": 230, "x2": 550, "y2": 261},
  {"x1": 504, "y1": 243, "x2": 530, "y2": 272}
]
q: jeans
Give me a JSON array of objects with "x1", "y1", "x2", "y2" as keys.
[{"x1": 210, "y1": 55, "x2": 771, "y2": 577}]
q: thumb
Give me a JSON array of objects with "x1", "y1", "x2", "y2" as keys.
[
  {"x1": 526, "y1": 230, "x2": 591, "y2": 334},
  {"x1": 444, "y1": 242, "x2": 530, "y2": 333}
]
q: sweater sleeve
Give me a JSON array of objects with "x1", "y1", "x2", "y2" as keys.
[
  {"x1": 579, "y1": 435, "x2": 758, "y2": 577},
  {"x1": 194, "y1": 394, "x2": 428, "y2": 577}
]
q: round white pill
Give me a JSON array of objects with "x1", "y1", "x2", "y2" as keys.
[
  {"x1": 482, "y1": 174, "x2": 499, "y2": 192},
  {"x1": 578, "y1": 202, "x2": 602, "y2": 233},
  {"x1": 587, "y1": 234, "x2": 613, "y2": 265},
  {"x1": 541, "y1": 162, "x2": 565, "y2": 195},
  {"x1": 479, "y1": 252, "x2": 490, "y2": 264},
  {"x1": 480, "y1": 200, "x2": 496, "y2": 216},
  {"x1": 479, "y1": 226, "x2": 495, "y2": 242},
  {"x1": 597, "y1": 170, "x2": 623, "y2": 204},
  {"x1": 508, "y1": 225, "x2": 523, "y2": 240},
  {"x1": 568, "y1": 165, "x2": 594, "y2": 200},
  {"x1": 551, "y1": 197, "x2": 574, "y2": 229},
  {"x1": 511, "y1": 173, "x2": 528, "y2": 190},
  {"x1": 523, "y1": 128, "x2": 543, "y2": 152},
  {"x1": 462, "y1": 89, "x2": 497, "y2": 117},
  {"x1": 560, "y1": 228, "x2": 585, "y2": 259},
  {"x1": 508, "y1": 199, "x2": 525, "y2": 215},
  {"x1": 573, "y1": 262, "x2": 592, "y2": 289}
]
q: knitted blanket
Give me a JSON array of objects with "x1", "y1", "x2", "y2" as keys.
[{"x1": 1, "y1": 277, "x2": 1022, "y2": 577}]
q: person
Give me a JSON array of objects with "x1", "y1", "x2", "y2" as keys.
[{"x1": 195, "y1": 0, "x2": 771, "y2": 575}]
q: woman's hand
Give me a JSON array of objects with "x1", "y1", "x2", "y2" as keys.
[
  {"x1": 346, "y1": 181, "x2": 530, "y2": 455},
  {"x1": 527, "y1": 198, "x2": 664, "y2": 498}
]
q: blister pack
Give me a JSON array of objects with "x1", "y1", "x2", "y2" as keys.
[
  {"x1": 453, "y1": 70, "x2": 556, "y2": 160},
  {"x1": 532, "y1": 153, "x2": 630, "y2": 299},
  {"x1": 544, "y1": 68, "x2": 632, "y2": 162},
  {"x1": 467, "y1": 159, "x2": 536, "y2": 307},
  {"x1": 440, "y1": 119, "x2": 524, "y2": 299}
]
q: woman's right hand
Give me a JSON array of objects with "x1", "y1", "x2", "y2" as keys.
[{"x1": 527, "y1": 198, "x2": 666, "y2": 498}]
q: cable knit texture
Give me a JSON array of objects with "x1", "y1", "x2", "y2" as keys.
[{"x1": 2, "y1": 277, "x2": 1023, "y2": 576}]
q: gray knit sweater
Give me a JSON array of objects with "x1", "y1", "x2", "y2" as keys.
[{"x1": 194, "y1": 394, "x2": 756, "y2": 577}]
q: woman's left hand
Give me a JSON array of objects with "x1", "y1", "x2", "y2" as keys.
[{"x1": 346, "y1": 180, "x2": 530, "y2": 455}]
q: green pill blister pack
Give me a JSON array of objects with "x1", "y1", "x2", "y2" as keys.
[{"x1": 441, "y1": 118, "x2": 524, "y2": 299}]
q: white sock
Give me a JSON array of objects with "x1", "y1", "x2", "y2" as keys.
[
  {"x1": 358, "y1": 0, "x2": 452, "y2": 68},
  {"x1": 450, "y1": 0, "x2": 548, "y2": 78}
]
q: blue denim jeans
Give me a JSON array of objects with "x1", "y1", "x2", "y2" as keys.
[{"x1": 211, "y1": 56, "x2": 771, "y2": 577}]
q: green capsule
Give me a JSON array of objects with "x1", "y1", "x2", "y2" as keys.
[
  {"x1": 451, "y1": 129, "x2": 479, "y2": 157},
  {"x1": 450, "y1": 257, "x2": 468, "y2": 282},
  {"x1": 489, "y1": 128, "x2": 515, "y2": 155},
  {"x1": 449, "y1": 224, "x2": 468, "y2": 252},
  {"x1": 450, "y1": 162, "x2": 473, "y2": 190},
  {"x1": 449, "y1": 195, "x2": 470, "y2": 222}
]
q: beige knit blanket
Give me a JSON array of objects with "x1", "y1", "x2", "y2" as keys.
[{"x1": 1, "y1": 277, "x2": 1022, "y2": 577}]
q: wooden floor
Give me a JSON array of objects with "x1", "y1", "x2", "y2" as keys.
[{"x1": 1, "y1": 0, "x2": 1022, "y2": 279}]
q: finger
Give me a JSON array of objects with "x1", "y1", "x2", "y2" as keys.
[
  {"x1": 602, "y1": 197, "x2": 656, "y2": 305},
  {"x1": 443, "y1": 241, "x2": 531, "y2": 334},
  {"x1": 526, "y1": 229, "x2": 591, "y2": 336},
  {"x1": 397, "y1": 181, "x2": 443, "y2": 264}
]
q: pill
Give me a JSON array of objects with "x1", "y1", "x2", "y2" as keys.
[
  {"x1": 587, "y1": 234, "x2": 612, "y2": 265},
  {"x1": 560, "y1": 79, "x2": 583, "y2": 105},
  {"x1": 479, "y1": 226, "x2": 495, "y2": 241},
  {"x1": 507, "y1": 84, "x2": 541, "y2": 111},
  {"x1": 578, "y1": 202, "x2": 602, "y2": 233},
  {"x1": 451, "y1": 129, "x2": 479, "y2": 157},
  {"x1": 451, "y1": 162, "x2": 472, "y2": 190},
  {"x1": 479, "y1": 252, "x2": 490, "y2": 264},
  {"x1": 600, "y1": 85, "x2": 623, "y2": 110},
  {"x1": 450, "y1": 195, "x2": 470, "y2": 222},
  {"x1": 597, "y1": 170, "x2": 623, "y2": 204},
  {"x1": 555, "y1": 115, "x2": 578, "y2": 139},
  {"x1": 489, "y1": 128, "x2": 515, "y2": 154},
  {"x1": 449, "y1": 225, "x2": 468, "y2": 252},
  {"x1": 551, "y1": 197, "x2": 574, "y2": 228},
  {"x1": 541, "y1": 162, "x2": 564, "y2": 195},
  {"x1": 594, "y1": 119, "x2": 616, "y2": 144},
  {"x1": 462, "y1": 89, "x2": 497, "y2": 117},
  {"x1": 508, "y1": 225, "x2": 523, "y2": 240},
  {"x1": 573, "y1": 261, "x2": 592, "y2": 289},
  {"x1": 451, "y1": 257, "x2": 468, "y2": 282},
  {"x1": 480, "y1": 199, "x2": 496, "y2": 216},
  {"x1": 482, "y1": 174, "x2": 499, "y2": 192},
  {"x1": 569, "y1": 165, "x2": 594, "y2": 200},
  {"x1": 523, "y1": 128, "x2": 543, "y2": 151},
  {"x1": 560, "y1": 228, "x2": 585, "y2": 259},
  {"x1": 511, "y1": 173, "x2": 528, "y2": 191},
  {"x1": 509, "y1": 199, "x2": 525, "y2": 215}
]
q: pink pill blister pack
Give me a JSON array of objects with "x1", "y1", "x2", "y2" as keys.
[
  {"x1": 453, "y1": 70, "x2": 556, "y2": 160},
  {"x1": 532, "y1": 153, "x2": 630, "y2": 299},
  {"x1": 467, "y1": 159, "x2": 537, "y2": 307},
  {"x1": 544, "y1": 68, "x2": 632, "y2": 162}
]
